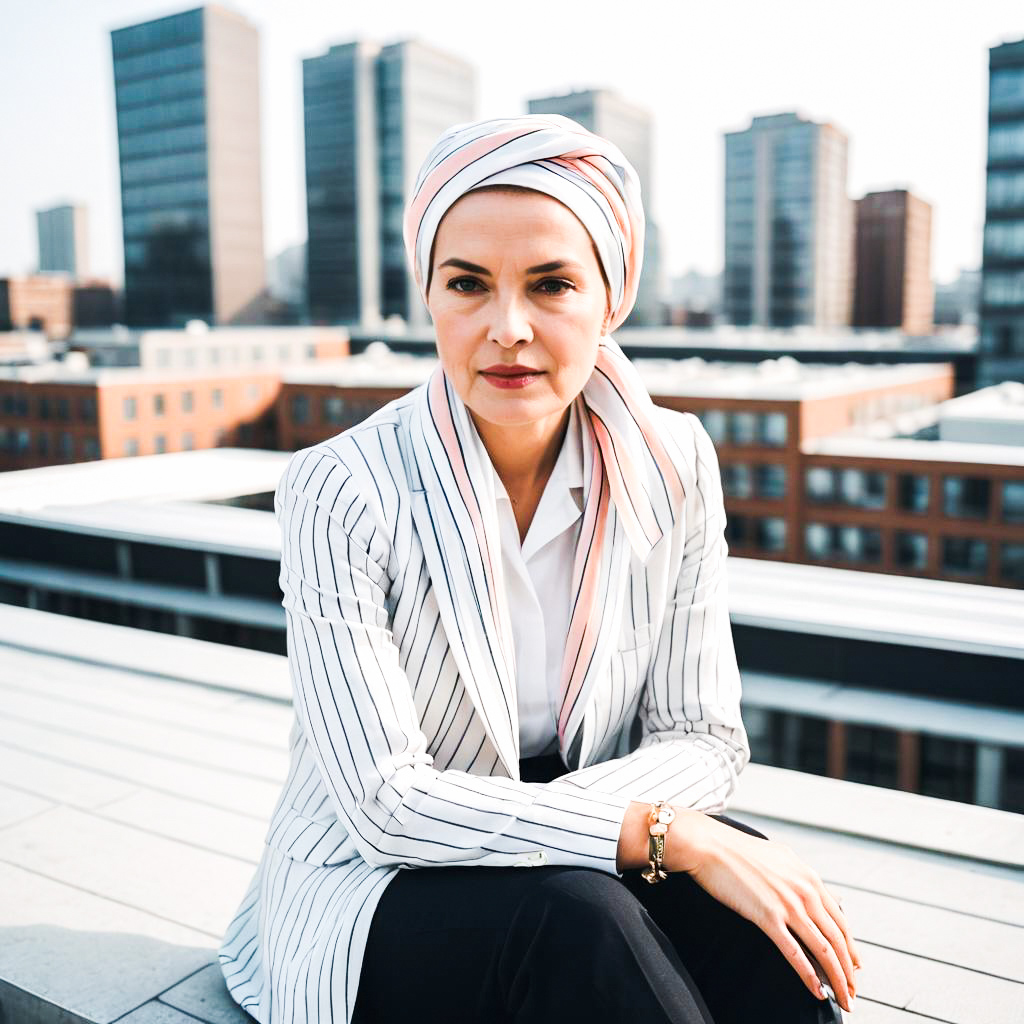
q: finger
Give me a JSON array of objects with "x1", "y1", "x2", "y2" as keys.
[
  {"x1": 765, "y1": 917, "x2": 831, "y2": 1004},
  {"x1": 809, "y1": 894, "x2": 857, "y2": 997},
  {"x1": 789, "y1": 914, "x2": 852, "y2": 1013},
  {"x1": 820, "y1": 885, "x2": 862, "y2": 973}
]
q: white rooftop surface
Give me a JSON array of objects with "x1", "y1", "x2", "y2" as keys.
[
  {"x1": 728, "y1": 557, "x2": 1024, "y2": 660},
  {"x1": 0, "y1": 448, "x2": 291, "y2": 513},
  {"x1": 939, "y1": 381, "x2": 1024, "y2": 423},
  {"x1": 283, "y1": 344, "x2": 952, "y2": 402},
  {"x1": 0, "y1": 603, "x2": 1021, "y2": 1024},
  {"x1": 801, "y1": 433, "x2": 1024, "y2": 466}
]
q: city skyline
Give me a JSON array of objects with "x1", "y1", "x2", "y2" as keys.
[{"x1": 3, "y1": 0, "x2": 1023, "y2": 291}]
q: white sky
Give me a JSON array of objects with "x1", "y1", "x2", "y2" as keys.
[{"x1": 3, "y1": 0, "x2": 1022, "y2": 288}]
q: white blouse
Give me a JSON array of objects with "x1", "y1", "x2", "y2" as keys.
[{"x1": 489, "y1": 400, "x2": 585, "y2": 758}]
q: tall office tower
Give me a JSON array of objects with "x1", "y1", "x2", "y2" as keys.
[
  {"x1": 853, "y1": 190, "x2": 934, "y2": 334},
  {"x1": 36, "y1": 204, "x2": 89, "y2": 277},
  {"x1": 303, "y1": 39, "x2": 476, "y2": 328},
  {"x1": 979, "y1": 37, "x2": 1024, "y2": 387},
  {"x1": 724, "y1": 112, "x2": 853, "y2": 328},
  {"x1": 111, "y1": 6, "x2": 266, "y2": 328},
  {"x1": 528, "y1": 89, "x2": 662, "y2": 326}
]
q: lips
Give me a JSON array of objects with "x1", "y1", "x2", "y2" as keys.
[{"x1": 480, "y1": 365, "x2": 544, "y2": 377}]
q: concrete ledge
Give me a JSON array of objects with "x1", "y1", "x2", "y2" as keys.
[{"x1": 732, "y1": 763, "x2": 1024, "y2": 868}]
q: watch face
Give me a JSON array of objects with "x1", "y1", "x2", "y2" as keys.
[{"x1": 656, "y1": 807, "x2": 676, "y2": 825}]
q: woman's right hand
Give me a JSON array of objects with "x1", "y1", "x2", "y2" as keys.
[{"x1": 664, "y1": 807, "x2": 860, "y2": 1013}]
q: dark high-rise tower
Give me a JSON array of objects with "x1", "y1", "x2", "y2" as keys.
[
  {"x1": 111, "y1": 6, "x2": 266, "y2": 327},
  {"x1": 979, "y1": 37, "x2": 1024, "y2": 386},
  {"x1": 303, "y1": 39, "x2": 476, "y2": 327}
]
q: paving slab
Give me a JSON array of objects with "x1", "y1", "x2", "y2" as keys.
[
  {"x1": 0, "y1": 862, "x2": 214, "y2": 1024},
  {"x1": 160, "y1": 964, "x2": 254, "y2": 1024},
  {"x1": 0, "y1": 782, "x2": 52, "y2": 830},
  {"x1": 0, "y1": 807, "x2": 254, "y2": 938}
]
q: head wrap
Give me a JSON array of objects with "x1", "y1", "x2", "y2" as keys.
[
  {"x1": 403, "y1": 113, "x2": 645, "y2": 332},
  {"x1": 403, "y1": 115, "x2": 689, "y2": 771}
]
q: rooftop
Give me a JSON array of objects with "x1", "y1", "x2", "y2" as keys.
[
  {"x1": 0, "y1": 603, "x2": 1020, "y2": 1024},
  {"x1": 801, "y1": 433, "x2": 1024, "y2": 467}
]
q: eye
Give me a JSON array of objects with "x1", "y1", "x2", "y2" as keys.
[
  {"x1": 535, "y1": 278, "x2": 575, "y2": 296},
  {"x1": 447, "y1": 276, "x2": 484, "y2": 294}
]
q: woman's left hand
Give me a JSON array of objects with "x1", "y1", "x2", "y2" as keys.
[{"x1": 665, "y1": 808, "x2": 862, "y2": 1013}]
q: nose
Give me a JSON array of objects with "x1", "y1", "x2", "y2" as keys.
[{"x1": 488, "y1": 291, "x2": 534, "y2": 348}]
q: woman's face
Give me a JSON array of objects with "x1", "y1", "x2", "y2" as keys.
[{"x1": 426, "y1": 188, "x2": 610, "y2": 431}]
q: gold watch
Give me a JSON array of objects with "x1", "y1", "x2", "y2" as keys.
[{"x1": 641, "y1": 800, "x2": 675, "y2": 884}]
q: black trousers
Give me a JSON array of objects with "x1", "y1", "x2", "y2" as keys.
[{"x1": 352, "y1": 753, "x2": 843, "y2": 1023}]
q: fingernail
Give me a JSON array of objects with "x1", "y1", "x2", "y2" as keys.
[{"x1": 818, "y1": 984, "x2": 827, "y2": 1000}]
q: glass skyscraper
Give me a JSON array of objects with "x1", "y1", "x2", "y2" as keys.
[
  {"x1": 980, "y1": 37, "x2": 1024, "y2": 387},
  {"x1": 111, "y1": 6, "x2": 265, "y2": 328},
  {"x1": 724, "y1": 113, "x2": 853, "y2": 328},
  {"x1": 303, "y1": 40, "x2": 476, "y2": 327}
]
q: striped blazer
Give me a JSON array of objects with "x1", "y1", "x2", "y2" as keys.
[{"x1": 219, "y1": 379, "x2": 750, "y2": 1024}]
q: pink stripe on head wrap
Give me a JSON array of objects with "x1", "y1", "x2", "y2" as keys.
[{"x1": 403, "y1": 114, "x2": 645, "y2": 332}]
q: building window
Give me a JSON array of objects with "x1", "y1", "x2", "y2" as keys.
[
  {"x1": 1000, "y1": 543, "x2": 1024, "y2": 586},
  {"x1": 56, "y1": 397, "x2": 70, "y2": 421},
  {"x1": 941, "y1": 536, "x2": 988, "y2": 576},
  {"x1": 182, "y1": 390, "x2": 194, "y2": 413},
  {"x1": 920, "y1": 736, "x2": 976, "y2": 803},
  {"x1": 700, "y1": 409, "x2": 728, "y2": 444},
  {"x1": 756, "y1": 516, "x2": 786, "y2": 552},
  {"x1": 123, "y1": 396, "x2": 137, "y2": 420},
  {"x1": 154, "y1": 434, "x2": 166, "y2": 454},
  {"x1": 37, "y1": 432, "x2": 50, "y2": 456},
  {"x1": 184, "y1": 349, "x2": 197, "y2": 368},
  {"x1": 306, "y1": 344, "x2": 316, "y2": 359},
  {"x1": 252, "y1": 345, "x2": 263, "y2": 362},
  {"x1": 58, "y1": 432, "x2": 74, "y2": 459},
  {"x1": 722, "y1": 463, "x2": 752, "y2": 499},
  {"x1": 83, "y1": 437, "x2": 100, "y2": 460},
  {"x1": 156, "y1": 348, "x2": 171, "y2": 367},
  {"x1": 759, "y1": 412, "x2": 788, "y2": 446},
  {"x1": 278, "y1": 344, "x2": 291, "y2": 362},
  {"x1": 212, "y1": 388, "x2": 224, "y2": 409},
  {"x1": 898, "y1": 473, "x2": 930, "y2": 514},
  {"x1": 894, "y1": 531, "x2": 928, "y2": 570},
  {"x1": 324, "y1": 396, "x2": 345, "y2": 424},
  {"x1": 730, "y1": 411, "x2": 757, "y2": 444},
  {"x1": 214, "y1": 427, "x2": 227, "y2": 445},
  {"x1": 78, "y1": 395, "x2": 97, "y2": 423},
  {"x1": 248, "y1": 383, "x2": 260, "y2": 400},
  {"x1": 805, "y1": 467, "x2": 835, "y2": 502},
  {"x1": 804, "y1": 523, "x2": 881, "y2": 564},
  {"x1": 755, "y1": 464, "x2": 786, "y2": 499},
  {"x1": 124, "y1": 438, "x2": 139, "y2": 456},
  {"x1": 943, "y1": 476, "x2": 991, "y2": 519},
  {"x1": 154, "y1": 393, "x2": 165, "y2": 416},
  {"x1": 290, "y1": 394, "x2": 310, "y2": 425},
  {"x1": 845, "y1": 725, "x2": 900, "y2": 789},
  {"x1": 1002, "y1": 481, "x2": 1024, "y2": 523},
  {"x1": 838, "y1": 468, "x2": 887, "y2": 509},
  {"x1": 724, "y1": 513, "x2": 749, "y2": 547},
  {"x1": 182, "y1": 431, "x2": 194, "y2": 450},
  {"x1": 39, "y1": 396, "x2": 52, "y2": 420}
]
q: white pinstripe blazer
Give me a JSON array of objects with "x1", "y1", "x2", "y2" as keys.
[{"x1": 219, "y1": 381, "x2": 750, "y2": 1024}]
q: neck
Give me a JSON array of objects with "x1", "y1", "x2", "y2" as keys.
[{"x1": 469, "y1": 403, "x2": 572, "y2": 498}]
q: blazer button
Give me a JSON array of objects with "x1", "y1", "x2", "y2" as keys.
[{"x1": 514, "y1": 850, "x2": 548, "y2": 867}]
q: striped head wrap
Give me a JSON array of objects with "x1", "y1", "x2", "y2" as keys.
[
  {"x1": 404, "y1": 114, "x2": 686, "y2": 768},
  {"x1": 403, "y1": 113, "x2": 644, "y2": 332}
]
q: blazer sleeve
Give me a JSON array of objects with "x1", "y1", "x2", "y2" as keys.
[
  {"x1": 276, "y1": 443, "x2": 633, "y2": 874},
  {"x1": 558, "y1": 410, "x2": 751, "y2": 809}
]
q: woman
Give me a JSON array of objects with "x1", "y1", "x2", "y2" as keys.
[{"x1": 220, "y1": 114, "x2": 860, "y2": 1024}]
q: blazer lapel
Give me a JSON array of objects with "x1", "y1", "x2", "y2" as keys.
[{"x1": 405, "y1": 374, "x2": 521, "y2": 779}]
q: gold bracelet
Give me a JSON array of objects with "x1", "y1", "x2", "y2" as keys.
[{"x1": 640, "y1": 800, "x2": 675, "y2": 884}]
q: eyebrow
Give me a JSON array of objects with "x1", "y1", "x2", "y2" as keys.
[{"x1": 436, "y1": 258, "x2": 585, "y2": 276}]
